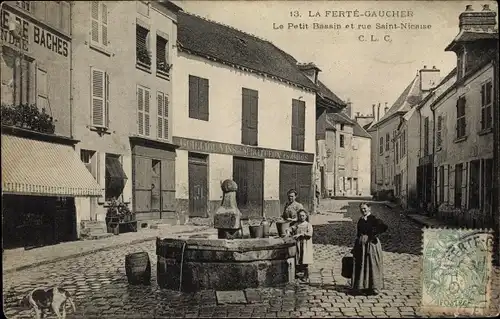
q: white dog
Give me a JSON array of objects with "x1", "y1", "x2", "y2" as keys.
[{"x1": 20, "y1": 287, "x2": 76, "y2": 319}]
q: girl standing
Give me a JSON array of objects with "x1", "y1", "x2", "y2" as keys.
[
  {"x1": 351, "y1": 203, "x2": 388, "y2": 295},
  {"x1": 290, "y1": 209, "x2": 314, "y2": 283}
]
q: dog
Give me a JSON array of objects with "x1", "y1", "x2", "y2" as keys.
[{"x1": 19, "y1": 287, "x2": 76, "y2": 319}]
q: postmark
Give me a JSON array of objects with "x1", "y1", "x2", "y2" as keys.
[{"x1": 422, "y1": 228, "x2": 494, "y2": 316}]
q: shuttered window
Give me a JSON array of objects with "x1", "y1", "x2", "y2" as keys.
[
  {"x1": 137, "y1": 86, "x2": 151, "y2": 136},
  {"x1": 454, "y1": 163, "x2": 463, "y2": 208},
  {"x1": 481, "y1": 80, "x2": 492, "y2": 130},
  {"x1": 157, "y1": 91, "x2": 169, "y2": 140},
  {"x1": 292, "y1": 99, "x2": 305, "y2": 151},
  {"x1": 242, "y1": 88, "x2": 258, "y2": 146},
  {"x1": 423, "y1": 117, "x2": 429, "y2": 155},
  {"x1": 456, "y1": 96, "x2": 466, "y2": 138},
  {"x1": 385, "y1": 133, "x2": 389, "y2": 151},
  {"x1": 156, "y1": 35, "x2": 169, "y2": 74},
  {"x1": 379, "y1": 137, "x2": 383, "y2": 154},
  {"x1": 90, "y1": 1, "x2": 108, "y2": 47},
  {"x1": 436, "y1": 115, "x2": 443, "y2": 149},
  {"x1": 136, "y1": 25, "x2": 150, "y2": 66},
  {"x1": 188, "y1": 75, "x2": 209, "y2": 121},
  {"x1": 91, "y1": 67, "x2": 110, "y2": 128},
  {"x1": 401, "y1": 130, "x2": 406, "y2": 157}
]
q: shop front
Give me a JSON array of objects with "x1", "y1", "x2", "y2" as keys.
[
  {"x1": 1, "y1": 127, "x2": 102, "y2": 249},
  {"x1": 173, "y1": 137, "x2": 315, "y2": 219}
]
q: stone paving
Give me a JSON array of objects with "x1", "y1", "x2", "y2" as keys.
[{"x1": 3, "y1": 200, "x2": 499, "y2": 318}]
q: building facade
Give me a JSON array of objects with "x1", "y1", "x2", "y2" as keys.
[
  {"x1": 173, "y1": 12, "x2": 318, "y2": 220},
  {"x1": 72, "y1": 1, "x2": 181, "y2": 226},
  {"x1": 1, "y1": 1, "x2": 101, "y2": 248},
  {"x1": 433, "y1": 4, "x2": 497, "y2": 228}
]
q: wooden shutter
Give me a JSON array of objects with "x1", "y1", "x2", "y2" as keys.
[
  {"x1": 199, "y1": 77, "x2": 209, "y2": 121},
  {"x1": 101, "y1": 2, "x2": 108, "y2": 46},
  {"x1": 157, "y1": 92, "x2": 164, "y2": 138},
  {"x1": 164, "y1": 95, "x2": 169, "y2": 139},
  {"x1": 298, "y1": 101, "x2": 305, "y2": 151},
  {"x1": 449, "y1": 165, "x2": 455, "y2": 206},
  {"x1": 188, "y1": 75, "x2": 199, "y2": 118},
  {"x1": 105, "y1": 73, "x2": 110, "y2": 127},
  {"x1": 91, "y1": 68, "x2": 105, "y2": 127},
  {"x1": 161, "y1": 159, "x2": 176, "y2": 211},
  {"x1": 436, "y1": 166, "x2": 441, "y2": 203},
  {"x1": 242, "y1": 88, "x2": 258, "y2": 146},
  {"x1": 144, "y1": 89, "x2": 150, "y2": 136},
  {"x1": 137, "y1": 86, "x2": 144, "y2": 135},
  {"x1": 462, "y1": 162, "x2": 468, "y2": 208},
  {"x1": 444, "y1": 165, "x2": 449, "y2": 203},
  {"x1": 91, "y1": 1, "x2": 99, "y2": 44}
]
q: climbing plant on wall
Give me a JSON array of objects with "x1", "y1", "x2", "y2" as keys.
[{"x1": 1, "y1": 103, "x2": 55, "y2": 134}]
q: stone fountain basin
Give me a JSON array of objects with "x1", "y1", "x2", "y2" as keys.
[{"x1": 156, "y1": 235, "x2": 297, "y2": 292}]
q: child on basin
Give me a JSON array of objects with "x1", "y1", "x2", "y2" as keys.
[{"x1": 290, "y1": 209, "x2": 314, "y2": 283}]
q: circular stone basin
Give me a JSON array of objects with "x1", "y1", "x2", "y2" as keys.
[{"x1": 156, "y1": 236, "x2": 296, "y2": 292}]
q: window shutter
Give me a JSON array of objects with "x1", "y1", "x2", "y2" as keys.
[
  {"x1": 249, "y1": 93, "x2": 258, "y2": 145},
  {"x1": 144, "y1": 89, "x2": 150, "y2": 136},
  {"x1": 164, "y1": 95, "x2": 169, "y2": 139},
  {"x1": 105, "y1": 72, "x2": 110, "y2": 127},
  {"x1": 137, "y1": 87, "x2": 144, "y2": 135},
  {"x1": 188, "y1": 75, "x2": 198, "y2": 118},
  {"x1": 480, "y1": 85, "x2": 485, "y2": 107},
  {"x1": 101, "y1": 3, "x2": 108, "y2": 46},
  {"x1": 298, "y1": 101, "x2": 305, "y2": 151},
  {"x1": 449, "y1": 165, "x2": 455, "y2": 206},
  {"x1": 462, "y1": 162, "x2": 468, "y2": 207},
  {"x1": 157, "y1": 92, "x2": 164, "y2": 138},
  {"x1": 91, "y1": 68, "x2": 105, "y2": 127},
  {"x1": 436, "y1": 166, "x2": 441, "y2": 203},
  {"x1": 291, "y1": 100, "x2": 298, "y2": 150},
  {"x1": 91, "y1": 1, "x2": 99, "y2": 44},
  {"x1": 444, "y1": 165, "x2": 449, "y2": 203},
  {"x1": 199, "y1": 78, "x2": 209, "y2": 121}
]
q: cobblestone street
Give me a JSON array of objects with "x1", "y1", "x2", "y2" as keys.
[{"x1": 3, "y1": 200, "x2": 499, "y2": 318}]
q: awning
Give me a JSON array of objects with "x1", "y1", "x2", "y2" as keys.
[
  {"x1": 1, "y1": 135, "x2": 103, "y2": 197},
  {"x1": 105, "y1": 156, "x2": 128, "y2": 180}
]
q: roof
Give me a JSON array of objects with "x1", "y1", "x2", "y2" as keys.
[
  {"x1": 369, "y1": 74, "x2": 422, "y2": 129},
  {"x1": 363, "y1": 123, "x2": 372, "y2": 130},
  {"x1": 1, "y1": 134, "x2": 103, "y2": 197},
  {"x1": 177, "y1": 12, "x2": 316, "y2": 91},
  {"x1": 353, "y1": 121, "x2": 371, "y2": 138},
  {"x1": 445, "y1": 31, "x2": 499, "y2": 51},
  {"x1": 327, "y1": 112, "x2": 355, "y2": 126},
  {"x1": 317, "y1": 80, "x2": 346, "y2": 107}
]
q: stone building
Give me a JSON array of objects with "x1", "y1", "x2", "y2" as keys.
[
  {"x1": 71, "y1": 1, "x2": 182, "y2": 227},
  {"x1": 1, "y1": 1, "x2": 101, "y2": 248},
  {"x1": 367, "y1": 67, "x2": 439, "y2": 200},
  {"x1": 172, "y1": 12, "x2": 321, "y2": 219},
  {"x1": 432, "y1": 4, "x2": 498, "y2": 228},
  {"x1": 316, "y1": 102, "x2": 372, "y2": 198}
]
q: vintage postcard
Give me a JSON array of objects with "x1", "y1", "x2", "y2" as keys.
[{"x1": 1, "y1": 0, "x2": 499, "y2": 318}]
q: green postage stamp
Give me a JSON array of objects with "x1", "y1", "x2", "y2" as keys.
[{"x1": 422, "y1": 228, "x2": 494, "y2": 316}]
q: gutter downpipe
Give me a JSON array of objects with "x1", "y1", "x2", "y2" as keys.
[
  {"x1": 431, "y1": 95, "x2": 436, "y2": 217},
  {"x1": 493, "y1": 46, "x2": 500, "y2": 265},
  {"x1": 69, "y1": 3, "x2": 73, "y2": 139}
]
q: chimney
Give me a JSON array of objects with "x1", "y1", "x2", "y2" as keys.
[
  {"x1": 343, "y1": 99, "x2": 352, "y2": 118},
  {"x1": 459, "y1": 4, "x2": 497, "y2": 33},
  {"x1": 372, "y1": 104, "x2": 376, "y2": 118},
  {"x1": 419, "y1": 65, "x2": 441, "y2": 92},
  {"x1": 384, "y1": 102, "x2": 389, "y2": 115},
  {"x1": 377, "y1": 103, "x2": 381, "y2": 121},
  {"x1": 297, "y1": 62, "x2": 322, "y2": 85}
]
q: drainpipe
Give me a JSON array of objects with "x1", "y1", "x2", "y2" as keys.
[
  {"x1": 493, "y1": 46, "x2": 500, "y2": 264},
  {"x1": 431, "y1": 101, "x2": 436, "y2": 214},
  {"x1": 69, "y1": 4, "x2": 73, "y2": 139}
]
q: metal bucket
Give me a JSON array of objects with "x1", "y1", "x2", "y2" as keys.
[{"x1": 276, "y1": 221, "x2": 290, "y2": 237}]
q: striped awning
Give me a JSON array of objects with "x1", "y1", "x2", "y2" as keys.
[{"x1": 1, "y1": 135, "x2": 103, "y2": 197}]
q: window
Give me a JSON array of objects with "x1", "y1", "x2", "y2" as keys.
[
  {"x1": 16, "y1": 1, "x2": 31, "y2": 11},
  {"x1": 454, "y1": 163, "x2": 463, "y2": 208},
  {"x1": 242, "y1": 88, "x2": 258, "y2": 146},
  {"x1": 379, "y1": 137, "x2": 383, "y2": 154},
  {"x1": 481, "y1": 80, "x2": 492, "y2": 130},
  {"x1": 338, "y1": 156, "x2": 345, "y2": 169},
  {"x1": 136, "y1": 25, "x2": 151, "y2": 66},
  {"x1": 91, "y1": 67, "x2": 110, "y2": 128},
  {"x1": 91, "y1": 1, "x2": 108, "y2": 48},
  {"x1": 157, "y1": 91, "x2": 169, "y2": 140},
  {"x1": 469, "y1": 160, "x2": 480, "y2": 209},
  {"x1": 401, "y1": 130, "x2": 406, "y2": 157},
  {"x1": 188, "y1": 75, "x2": 209, "y2": 121},
  {"x1": 1, "y1": 47, "x2": 34, "y2": 106},
  {"x1": 339, "y1": 134, "x2": 345, "y2": 148},
  {"x1": 137, "y1": 85, "x2": 151, "y2": 136},
  {"x1": 483, "y1": 159, "x2": 493, "y2": 216},
  {"x1": 395, "y1": 141, "x2": 399, "y2": 163},
  {"x1": 456, "y1": 96, "x2": 466, "y2": 139},
  {"x1": 105, "y1": 154, "x2": 127, "y2": 201},
  {"x1": 385, "y1": 133, "x2": 389, "y2": 151},
  {"x1": 156, "y1": 34, "x2": 170, "y2": 76},
  {"x1": 340, "y1": 124, "x2": 344, "y2": 131},
  {"x1": 436, "y1": 115, "x2": 443, "y2": 149},
  {"x1": 80, "y1": 149, "x2": 96, "y2": 177},
  {"x1": 423, "y1": 117, "x2": 429, "y2": 155},
  {"x1": 291, "y1": 99, "x2": 305, "y2": 151}
]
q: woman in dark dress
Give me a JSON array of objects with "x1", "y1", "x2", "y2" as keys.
[{"x1": 351, "y1": 202, "x2": 388, "y2": 295}]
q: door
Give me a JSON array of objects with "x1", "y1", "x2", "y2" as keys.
[
  {"x1": 160, "y1": 159, "x2": 176, "y2": 218},
  {"x1": 188, "y1": 154, "x2": 208, "y2": 217},
  {"x1": 133, "y1": 156, "x2": 153, "y2": 219},
  {"x1": 233, "y1": 157, "x2": 264, "y2": 219},
  {"x1": 279, "y1": 162, "x2": 313, "y2": 213}
]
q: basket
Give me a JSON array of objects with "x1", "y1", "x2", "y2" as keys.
[{"x1": 341, "y1": 255, "x2": 353, "y2": 279}]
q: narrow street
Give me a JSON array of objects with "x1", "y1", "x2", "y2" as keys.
[{"x1": 3, "y1": 200, "x2": 499, "y2": 318}]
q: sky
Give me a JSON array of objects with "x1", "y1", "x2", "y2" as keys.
[{"x1": 172, "y1": 0, "x2": 498, "y2": 116}]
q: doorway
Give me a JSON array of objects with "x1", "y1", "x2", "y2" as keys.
[
  {"x1": 232, "y1": 157, "x2": 264, "y2": 219},
  {"x1": 188, "y1": 153, "x2": 208, "y2": 217},
  {"x1": 279, "y1": 162, "x2": 313, "y2": 213}
]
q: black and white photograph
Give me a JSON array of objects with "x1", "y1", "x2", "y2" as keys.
[{"x1": 1, "y1": 0, "x2": 499, "y2": 318}]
